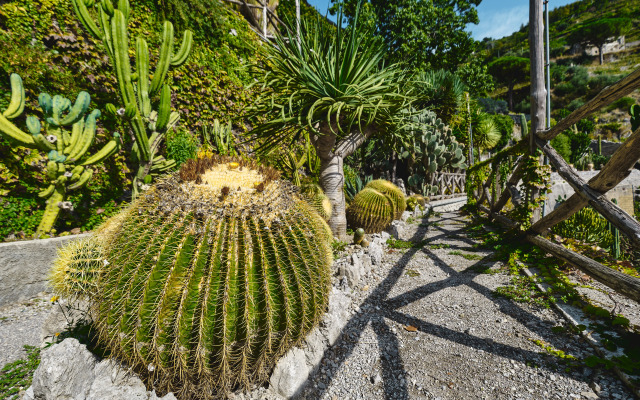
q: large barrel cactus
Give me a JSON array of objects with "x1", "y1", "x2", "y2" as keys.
[
  {"x1": 50, "y1": 156, "x2": 333, "y2": 398},
  {"x1": 365, "y1": 180, "x2": 406, "y2": 219},
  {"x1": 346, "y1": 187, "x2": 394, "y2": 233}
]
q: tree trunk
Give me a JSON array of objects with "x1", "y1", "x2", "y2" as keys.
[
  {"x1": 598, "y1": 45, "x2": 604, "y2": 65},
  {"x1": 314, "y1": 129, "x2": 348, "y2": 241},
  {"x1": 314, "y1": 122, "x2": 378, "y2": 240},
  {"x1": 508, "y1": 82, "x2": 515, "y2": 111}
]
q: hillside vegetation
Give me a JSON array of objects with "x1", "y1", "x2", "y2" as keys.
[{"x1": 481, "y1": 0, "x2": 640, "y2": 136}]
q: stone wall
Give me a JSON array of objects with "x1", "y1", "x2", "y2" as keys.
[
  {"x1": 544, "y1": 170, "x2": 640, "y2": 216},
  {"x1": 0, "y1": 234, "x2": 90, "y2": 307}
]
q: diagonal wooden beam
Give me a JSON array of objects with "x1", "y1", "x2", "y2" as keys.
[
  {"x1": 531, "y1": 125, "x2": 640, "y2": 235},
  {"x1": 534, "y1": 136, "x2": 640, "y2": 248},
  {"x1": 538, "y1": 68, "x2": 640, "y2": 141}
]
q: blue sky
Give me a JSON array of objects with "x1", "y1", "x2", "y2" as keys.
[{"x1": 305, "y1": 0, "x2": 579, "y2": 40}]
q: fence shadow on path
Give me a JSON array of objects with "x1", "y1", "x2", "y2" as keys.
[{"x1": 295, "y1": 212, "x2": 589, "y2": 399}]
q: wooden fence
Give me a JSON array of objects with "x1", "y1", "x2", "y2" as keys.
[
  {"x1": 467, "y1": 67, "x2": 640, "y2": 303},
  {"x1": 428, "y1": 172, "x2": 466, "y2": 201}
]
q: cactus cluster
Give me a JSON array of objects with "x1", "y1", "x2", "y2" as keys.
[
  {"x1": 346, "y1": 187, "x2": 394, "y2": 233},
  {"x1": 406, "y1": 194, "x2": 426, "y2": 211},
  {"x1": 50, "y1": 156, "x2": 333, "y2": 398},
  {"x1": 72, "y1": 0, "x2": 193, "y2": 197},
  {"x1": 0, "y1": 74, "x2": 120, "y2": 236},
  {"x1": 301, "y1": 184, "x2": 332, "y2": 221},
  {"x1": 403, "y1": 110, "x2": 466, "y2": 196},
  {"x1": 365, "y1": 180, "x2": 406, "y2": 219}
]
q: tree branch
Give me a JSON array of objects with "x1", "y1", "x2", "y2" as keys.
[{"x1": 334, "y1": 124, "x2": 378, "y2": 158}]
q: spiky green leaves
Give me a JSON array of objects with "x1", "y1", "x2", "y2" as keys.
[
  {"x1": 51, "y1": 158, "x2": 333, "y2": 398},
  {"x1": 346, "y1": 187, "x2": 394, "y2": 233},
  {"x1": 365, "y1": 180, "x2": 405, "y2": 219}
]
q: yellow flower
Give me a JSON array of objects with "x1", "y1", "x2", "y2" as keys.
[{"x1": 50, "y1": 296, "x2": 59, "y2": 303}]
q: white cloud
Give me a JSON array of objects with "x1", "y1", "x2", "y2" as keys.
[{"x1": 471, "y1": 5, "x2": 529, "y2": 40}]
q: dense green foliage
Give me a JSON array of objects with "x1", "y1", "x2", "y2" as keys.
[
  {"x1": 0, "y1": 0, "x2": 262, "y2": 239},
  {"x1": 330, "y1": 0, "x2": 481, "y2": 71},
  {"x1": 487, "y1": 56, "x2": 529, "y2": 111}
]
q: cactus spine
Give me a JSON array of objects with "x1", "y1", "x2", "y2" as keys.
[
  {"x1": 71, "y1": 0, "x2": 193, "y2": 198},
  {"x1": 51, "y1": 156, "x2": 332, "y2": 398},
  {"x1": 0, "y1": 74, "x2": 121, "y2": 237},
  {"x1": 365, "y1": 180, "x2": 406, "y2": 219},
  {"x1": 346, "y1": 188, "x2": 394, "y2": 233}
]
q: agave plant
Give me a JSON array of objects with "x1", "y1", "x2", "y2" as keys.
[{"x1": 250, "y1": 5, "x2": 408, "y2": 239}]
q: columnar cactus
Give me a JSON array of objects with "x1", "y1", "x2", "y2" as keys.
[
  {"x1": 346, "y1": 188, "x2": 394, "y2": 233},
  {"x1": 50, "y1": 156, "x2": 333, "y2": 398},
  {"x1": 72, "y1": 0, "x2": 193, "y2": 197},
  {"x1": 0, "y1": 74, "x2": 120, "y2": 236},
  {"x1": 301, "y1": 184, "x2": 332, "y2": 221},
  {"x1": 365, "y1": 180, "x2": 406, "y2": 219}
]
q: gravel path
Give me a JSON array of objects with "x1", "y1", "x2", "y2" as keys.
[
  {"x1": 299, "y1": 211, "x2": 635, "y2": 400},
  {"x1": 0, "y1": 292, "x2": 54, "y2": 368}
]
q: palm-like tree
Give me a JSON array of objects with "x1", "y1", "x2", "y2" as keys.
[{"x1": 250, "y1": 8, "x2": 407, "y2": 238}]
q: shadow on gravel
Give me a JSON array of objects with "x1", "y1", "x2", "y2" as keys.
[{"x1": 299, "y1": 213, "x2": 584, "y2": 399}]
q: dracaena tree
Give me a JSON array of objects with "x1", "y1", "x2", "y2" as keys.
[{"x1": 250, "y1": 7, "x2": 407, "y2": 239}]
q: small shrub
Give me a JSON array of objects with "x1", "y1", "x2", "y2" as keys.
[
  {"x1": 607, "y1": 97, "x2": 635, "y2": 112},
  {"x1": 165, "y1": 128, "x2": 199, "y2": 167}
]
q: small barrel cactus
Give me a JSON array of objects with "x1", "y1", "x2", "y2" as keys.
[
  {"x1": 51, "y1": 156, "x2": 333, "y2": 398},
  {"x1": 346, "y1": 188, "x2": 394, "y2": 233},
  {"x1": 365, "y1": 180, "x2": 406, "y2": 219},
  {"x1": 301, "y1": 184, "x2": 332, "y2": 221}
]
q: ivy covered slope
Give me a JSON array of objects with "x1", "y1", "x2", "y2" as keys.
[{"x1": 0, "y1": 0, "x2": 262, "y2": 238}]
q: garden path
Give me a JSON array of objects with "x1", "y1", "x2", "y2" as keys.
[{"x1": 298, "y1": 211, "x2": 635, "y2": 400}]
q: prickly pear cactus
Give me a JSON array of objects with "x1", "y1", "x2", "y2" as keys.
[
  {"x1": 0, "y1": 73, "x2": 120, "y2": 236},
  {"x1": 301, "y1": 184, "x2": 332, "y2": 221},
  {"x1": 403, "y1": 110, "x2": 467, "y2": 196},
  {"x1": 51, "y1": 156, "x2": 333, "y2": 398},
  {"x1": 365, "y1": 180, "x2": 406, "y2": 219},
  {"x1": 346, "y1": 188, "x2": 394, "y2": 233}
]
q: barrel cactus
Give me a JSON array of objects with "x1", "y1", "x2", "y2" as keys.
[
  {"x1": 365, "y1": 180, "x2": 406, "y2": 219},
  {"x1": 301, "y1": 184, "x2": 332, "y2": 221},
  {"x1": 50, "y1": 156, "x2": 333, "y2": 398},
  {"x1": 346, "y1": 188, "x2": 394, "y2": 233},
  {"x1": 406, "y1": 194, "x2": 426, "y2": 211}
]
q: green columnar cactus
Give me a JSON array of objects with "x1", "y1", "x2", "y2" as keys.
[
  {"x1": 301, "y1": 184, "x2": 332, "y2": 221},
  {"x1": 365, "y1": 180, "x2": 406, "y2": 219},
  {"x1": 50, "y1": 156, "x2": 333, "y2": 398},
  {"x1": 346, "y1": 188, "x2": 394, "y2": 233},
  {"x1": 72, "y1": 0, "x2": 193, "y2": 198},
  {"x1": 520, "y1": 113, "x2": 528, "y2": 137},
  {"x1": 0, "y1": 74, "x2": 121, "y2": 237}
]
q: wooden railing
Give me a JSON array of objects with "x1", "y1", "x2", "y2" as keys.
[
  {"x1": 428, "y1": 172, "x2": 466, "y2": 201},
  {"x1": 466, "y1": 66, "x2": 640, "y2": 303}
]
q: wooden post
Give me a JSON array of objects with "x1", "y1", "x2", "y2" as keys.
[{"x1": 529, "y1": 0, "x2": 546, "y2": 223}]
